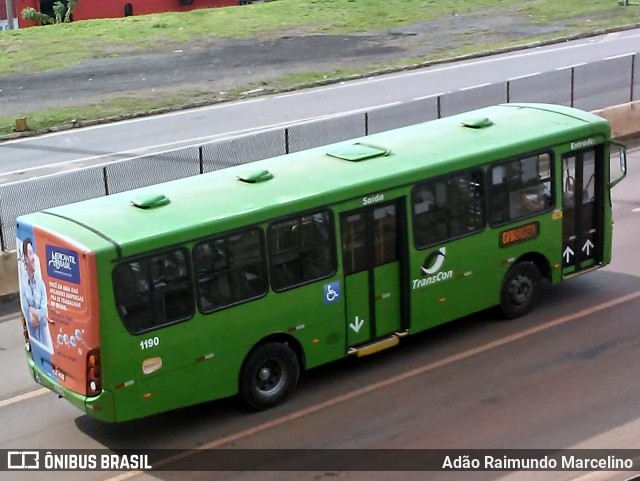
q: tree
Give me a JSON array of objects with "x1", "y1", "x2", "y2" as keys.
[{"x1": 22, "y1": 0, "x2": 80, "y2": 25}]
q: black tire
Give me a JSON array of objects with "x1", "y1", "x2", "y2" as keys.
[
  {"x1": 240, "y1": 342, "x2": 299, "y2": 410},
  {"x1": 499, "y1": 262, "x2": 541, "y2": 319}
]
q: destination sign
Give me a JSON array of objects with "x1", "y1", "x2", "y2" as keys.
[{"x1": 500, "y1": 222, "x2": 539, "y2": 247}]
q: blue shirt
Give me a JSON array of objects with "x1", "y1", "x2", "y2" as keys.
[{"x1": 21, "y1": 273, "x2": 49, "y2": 345}]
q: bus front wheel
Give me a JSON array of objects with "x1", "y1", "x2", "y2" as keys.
[
  {"x1": 500, "y1": 262, "x2": 541, "y2": 319},
  {"x1": 240, "y1": 342, "x2": 300, "y2": 410}
]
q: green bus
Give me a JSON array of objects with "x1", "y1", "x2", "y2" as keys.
[{"x1": 16, "y1": 103, "x2": 627, "y2": 422}]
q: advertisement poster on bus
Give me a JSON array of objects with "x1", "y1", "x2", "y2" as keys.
[{"x1": 17, "y1": 222, "x2": 100, "y2": 394}]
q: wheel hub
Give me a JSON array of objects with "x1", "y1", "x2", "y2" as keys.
[
  {"x1": 510, "y1": 274, "x2": 532, "y2": 304},
  {"x1": 258, "y1": 367, "x2": 271, "y2": 381}
]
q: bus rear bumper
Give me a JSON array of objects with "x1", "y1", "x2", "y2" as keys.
[{"x1": 28, "y1": 358, "x2": 116, "y2": 422}]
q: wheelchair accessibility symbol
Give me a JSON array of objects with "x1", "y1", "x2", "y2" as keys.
[{"x1": 324, "y1": 281, "x2": 341, "y2": 304}]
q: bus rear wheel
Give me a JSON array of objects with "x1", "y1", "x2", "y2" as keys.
[
  {"x1": 240, "y1": 342, "x2": 299, "y2": 410},
  {"x1": 500, "y1": 261, "x2": 541, "y2": 319}
]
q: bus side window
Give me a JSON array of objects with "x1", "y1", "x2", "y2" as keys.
[
  {"x1": 489, "y1": 165, "x2": 509, "y2": 223},
  {"x1": 193, "y1": 228, "x2": 267, "y2": 313},
  {"x1": 269, "y1": 218, "x2": 301, "y2": 289},
  {"x1": 268, "y1": 210, "x2": 336, "y2": 291},
  {"x1": 194, "y1": 239, "x2": 232, "y2": 311},
  {"x1": 113, "y1": 261, "x2": 154, "y2": 332},
  {"x1": 113, "y1": 248, "x2": 194, "y2": 333},
  {"x1": 300, "y1": 213, "x2": 334, "y2": 280},
  {"x1": 411, "y1": 183, "x2": 446, "y2": 247},
  {"x1": 227, "y1": 230, "x2": 268, "y2": 303},
  {"x1": 412, "y1": 169, "x2": 484, "y2": 248},
  {"x1": 489, "y1": 152, "x2": 553, "y2": 225},
  {"x1": 154, "y1": 249, "x2": 193, "y2": 322},
  {"x1": 341, "y1": 212, "x2": 368, "y2": 275}
]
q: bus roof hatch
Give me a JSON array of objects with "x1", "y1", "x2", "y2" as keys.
[
  {"x1": 326, "y1": 142, "x2": 391, "y2": 162},
  {"x1": 237, "y1": 169, "x2": 274, "y2": 183},
  {"x1": 461, "y1": 117, "x2": 494, "y2": 129},
  {"x1": 131, "y1": 194, "x2": 171, "y2": 209}
]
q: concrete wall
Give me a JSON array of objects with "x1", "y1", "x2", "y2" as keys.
[
  {"x1": 592, "y1": 100, "x2": 640, "y2": 140},
  {"x1": 1, "y1": 101, "x2": 640, "y2": 303},
  {"x1": 0, "y1": 250, "x2": 18, "y2": 302}
]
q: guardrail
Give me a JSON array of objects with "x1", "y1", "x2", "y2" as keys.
[{"x1": 0, "y1": 53, "x2": 639, "y2": 253}]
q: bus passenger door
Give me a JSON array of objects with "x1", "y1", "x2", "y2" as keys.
[
  {"x1": 561, "y1": 146, "x2": 604, "y2": 275},
  {"x1": 340, "y1": 199, "x2": 407, "y2": 348}
]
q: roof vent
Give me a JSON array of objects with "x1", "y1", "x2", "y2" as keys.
[
  {"x1": 238, "y1": 169, "x2": 273, "y2": 183},
  {"x1": 462, "y1": 117, "x2": 493, "y2": 129},
  {"x1": 326, "y1": 142, "x2": 391, "y2": 162},
  {"x1": 131, "y1": 194, "x2": 170, "y2": 209}
]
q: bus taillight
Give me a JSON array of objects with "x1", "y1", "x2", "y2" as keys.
[
  {"x1": 21, "y1": 316, "x2": 29, "y2": 341},
  {"x1": 86, "y1": 349, "x2": 102, "y2": 396},
  {"x1": 20, "y1": 316, "x2": 32, "y2": 354}
]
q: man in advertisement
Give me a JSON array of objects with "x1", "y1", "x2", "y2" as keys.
[{"x1": 20, "y1": 237, "x2": 50, "y2": 346}]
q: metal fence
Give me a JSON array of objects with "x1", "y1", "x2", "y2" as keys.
[{"x1": 0, "y1": 53, "x2": 638, "y2": 251}]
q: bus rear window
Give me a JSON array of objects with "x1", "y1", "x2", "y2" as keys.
[{"x1": 113, "y1": 248, "x2": 194, "y2": 333}]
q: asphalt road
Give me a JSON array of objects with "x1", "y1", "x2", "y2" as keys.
[
  {"x1": 1, "y1": 28, "x2": 640, "y2": 181},
  {"x1": 0, "y1": 148, "x2": 639, "y2": 481}
]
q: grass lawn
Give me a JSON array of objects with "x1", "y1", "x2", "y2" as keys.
[{"x1": 1, "y1": 0, "x2": 639, "y2": 135}]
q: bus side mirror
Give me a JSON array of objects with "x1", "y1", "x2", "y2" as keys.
[{"x1": 609, "y1": 141, "x2": 627, "y2": 188}]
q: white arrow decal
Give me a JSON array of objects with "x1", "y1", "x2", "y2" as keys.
[
  {"x1": 582, "y1": 239, "x2": 594, "y2": 255},
  {"x1": 350, "y1": 316, "x2": 365, "y2": 333},
  {"x1": 563, "y1": 246, "x2": 574, "y2": 263}
]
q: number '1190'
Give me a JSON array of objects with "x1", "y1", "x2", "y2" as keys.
[{"x1": 140, "y1": 337, "x2": 159, "y2": 350}]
